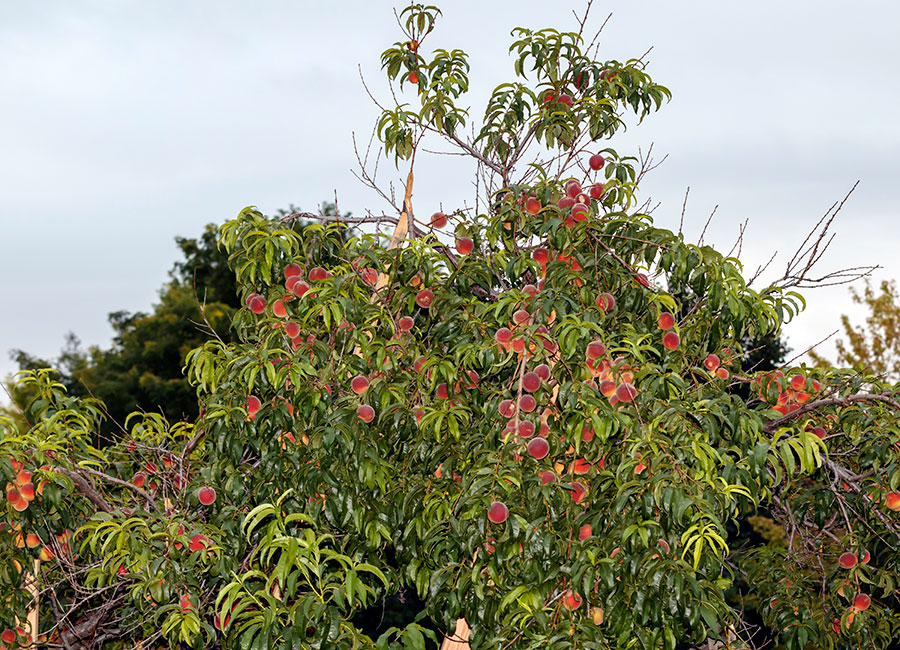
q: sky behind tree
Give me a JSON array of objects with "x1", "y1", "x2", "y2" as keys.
[{"x1": 2, "y1": 0, "x2": 898, "y2": 385}]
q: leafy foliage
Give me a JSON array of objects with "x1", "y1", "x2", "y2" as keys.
[{"x1": 2, "y1": 5, "x2": 900, "y2": 650}]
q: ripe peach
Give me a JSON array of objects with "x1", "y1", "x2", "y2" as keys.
[
  {"x1": 573, "y1": 458, "x2": 590, "y2": 475},
  {"x1": 350, "y1": 375, "x2": 370, "y2": 395},
  {"x1": 284, "y1": 322, "x2": 301, "y2": 338},
  {"x1": 436, "y1": 384, "x2": 449, "y2": 399},
  {"x1": 495, "y1": 327, "x2": 512, "y2": 346},
  {"x1": 284, "y1": 263, "x2": 302, "y2": 279},
  {"x1": 39, "y1": 546, "x2": 53, "y2": 561},
  {"x1": 518, "y1": 395, "x2": 537, "y2": 413},
  {"x1": 527, "y1": 437, "x2": 549, "y2": 460},
  {"x1": 589, "y1": 154, "x2": 605, "y2": 170},
  {"x1": 247, "y1": 395, "x2": 261, "y2": 418},
  {"x1": 25, "y1": 533, "x2": 40, "y2": 548},
  {"x1": 526, "y1": 197, "x2": 541, "y2": 214},
  {"x1": 571, "y1": 481, "x2": 587, "y2": 504},
  {"x1": 415, "y1": 289, "x2": 434, "y2": 308},
  {"x1": 512, "y1": 309, "x2": 531, "y2": 325},
  {"x1": 599, "y1": 379, "x2": 616, "y2": 397},
  {"x1": 1, "y1": 630, "x2": 15, "y2": 644},
  {"x1": 558, "y1": 196, "x2": 575, "y2": 209},
  {"x1": 488, "y1": 501, "x2": 509, "y2": 524},
  {"x1": 704, "y1": 354, "x2": 721, "y2": 371},
  {"x1": 578, "y1": 524, "x2": 592, "y2": 540},
  {"x1": 790, "y1": 374, "x2": 806, "y2": 390},
  {"x1": 272, "y1": 299, "x2": 288, "y2": 318},
  {"x1": 616, "y1": 383, "x2": 637, "y2": 403},
  {"x1": 408, "y1": 71, "x2": 419, "y2": 84},
  {"x1": 198, "y1": 486, "x2": 217, "y2": 506},
  {"x1": 838, "y1": 552, "x2": 858, "y2": 569},
  {"x1": 662, "y1": 332, "x2": 680, "y2": 350},
  {"x1": 564, "y1": 180, "x2": 582, "y2": 198},
  {"x1": 534, "y1": 364, "x2": 551, "y2": 381},
  {"x1": 571, "y1": 202, "x2": 589, "y2": 221},
  {"x1": 886, "y1": 491, "x2": 900, "y2": 511},
  {"x1": 586, "y1": 341, "x2": 606, "y2": 360},
  {"x1": 308, "y1": 267, "x2": 330, "y2": 282},
  {"x1": 523, "y1": 283, "x2": 538, "y2": 298},
  {"x1": 522, "y1": 372, "x2": 541, "y2": 393},
  {"x1": 247, "y1": 294, "x2": 265, "y2": 314},
  {"x1": 455, "y1": 237, "x2": 474, "y2": 255},
  {"x1": 513, "y1": 420, "x2": 535, "y2": 438},
  {"x1": 132, "y1": 472, "x2": 147, "y2": 488},
  {"x1": 558, "y1": 93, "x2": 573, "y2": 107},
  {"x1": 852, "y1": 593, "x2": 871, "y2": 611},
  {"x1": 15, "y1": 470, "x2": 32, "y2": 486},
  {"x1": 532, "y1": 247, "x2": 549, "y2": 265},
  {"x1": 716, "y1": 367, "x2": 730, "y2": 380},
  {"x1": 810, "y1": 426, "x2": 826, "y2": 440},
  {"x1": 499, "y1": 399, "x2": 517, "y2": 418},
  {"x1": 6, "y1": 485, "x2": 20, "y2": 503},
  {"x1": 595, "y1": 293, "x2": 615, "y2": 311},
  {"x1": 357, "y1": 404, "x2": 375, "y2": 423},
  {"x1": 589, "y1": 183, "x2": 604, "y2": 200},
  {"x1": 398, "y1": 316, "x2": 414, "y2": 332},
  {"x1": 430, "y1": 212, "x2": 447, "y2": 229},
  {"x1": 539, "y1": 470, "x2": 557, "y2": 484},
  {"x1": 291, "y1": 279, "x2": 310, "y2": 297},
  {"x1": 562, "y1": 589, "x2": 582, "y2": 609},
  {"x1": 511, "y1": 337, "x2": 526, "y2": 353},
  {"x1": 657, "y1": 312, "x2": 675, "y2": 330},
  {"x1": 18, "y1": 482, "x2": 34, "y2": 502}
]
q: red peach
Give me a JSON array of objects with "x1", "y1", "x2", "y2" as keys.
[
  {"x1": 571, "y1": 481, "x2": 587, "y2": 503},
  {"x1": 456, "y1": 237, "x2": 474, "y2": 255},
  {"x1": 565, "y1": 180, "x2": 582, "y2": 198},
  {"x1": 663, "y1": 332, "x2": 680, "y2": 350},
  {"x1": 532, "y1": 248, "x2": 549, "y2": 265},
  {"x1": 272, "y1": 299, "x2": 288, "y2": 318},
  {"x1": 522, "y1": 372, "x2": 541, "y2": 393},
  {"x1": 526, "y1": 197, "x2": 541, "y2": 215},
  {"x1": 657, "y1": 312, "x2": 675, "y2": 330},
  {"x1": 415, "y1": 289, "x2": 434, "y2": 308},
  {"x1": 886, "y1": 491, "x2": 900, "y2": 511},
  {"x1": 704, "y1": 354, "x2": 721, "y2": 371},
  {"x1": 430, "y1": 212, "x2": 448, "y2": 229},
  {"x1": 398, "y1": 316, "x2": 414, "y2": 332},
  {"x1": 198, "y1": 486, "x2": 217, "y2": 505},
  {"x1": 595, "y1": 293, "x2": 615, "y2": 311},
  {"x1": 838, "y1": 552, "x2": 858, "y2": 569},
  {"x1": 291, "y1": 280, "x2": 310, "y2": 297},
  {"x1": 578, "y1": 524, "x2": 593, "y2": 540},
  {"x1": 589, "y1": 154, "x2": 605, "y2": 170},
  {"x1": 284, "y1": 263, "x2": 302, "y2": 278},
  {"x1": 499, "y1": 399, "x2": 517, "y2": 417},
  {"x1": 586, "y1": 341, "x2": 606, "y2": 360},
  {"x1": 308, "y1": 267, "x2": 330, "y2": 282},
  {"x1": 357, "y1": 404, "x2": 375, "y2": 423},
  {"x1": 589, "y1": 183, "x2": 605, "y2": 200},
  {"x1": 852, "y1": 593, "x2": 871, "y2": 611},
  {"x1": 616, "y1": 383, "x2": 638, "y2": 402},
  {"x1": 539, "y1": 470, "x2": 557, "y2": 484},
  {"x1": 562, "y1": 589, "x2": 582, "y2": 609},
  {"x1": 518, "y1": 395, "x2": 537, "y2": 413},
  {"x1": 534, "y1": 364, "x2": 551, "y2": 381},
  {"x1": 495, "y1": 327, "x2": 513, "y2": 345},
  {"x1": 527, "y1": 437, "x2": 549, "y2": 460},
  {"x1": 488, "y1": 501, "x2": 509, "y2": 524},
  {"x1": 247, "y1": 294, "x2": 266, "y2": 314},
  {"x1": 350, "y1": 375, "x2": 370, "y2": 395},
  {"x1": 284, "y1": 322, "x2": 301, "y2": 338}
]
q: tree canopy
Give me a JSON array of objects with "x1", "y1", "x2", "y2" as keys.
[{"x1": 2, "y1": 5, "x2": 899, "y2": 650}]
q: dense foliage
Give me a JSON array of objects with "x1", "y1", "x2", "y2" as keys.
[{"x1": 2, "y1": 5, "x2": 899, "y2": 650}]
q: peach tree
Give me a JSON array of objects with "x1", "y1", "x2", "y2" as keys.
[{"x1": 3, "y1": 4, "x2": 900, "y2": 650}]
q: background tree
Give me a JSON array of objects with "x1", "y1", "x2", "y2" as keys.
[
  {"x1": 2, "y1": 6, "x2": 899, "y2": 650},
  {"x1": 809, "y1": 278, "x2": 900, "y2": 383},
  {"x1": 5, "y1": 204, "x2": 345, "y2": 442}
]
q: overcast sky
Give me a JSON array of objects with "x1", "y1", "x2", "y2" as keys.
[{"x1": 2, "y1": 1, "x2": 899, "y2": 394}]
